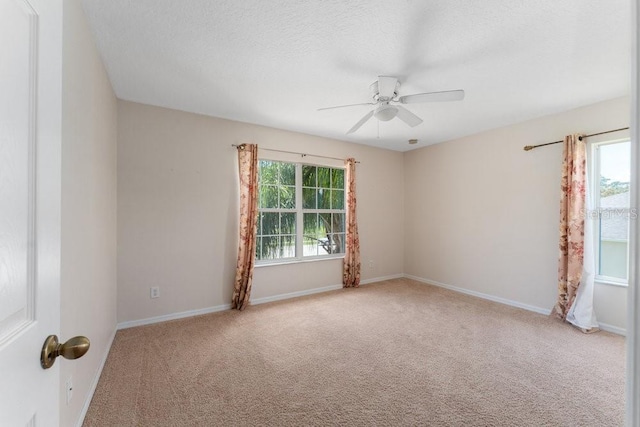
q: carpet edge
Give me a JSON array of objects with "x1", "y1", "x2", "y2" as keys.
[
  {"x1": 117, "y1": 304, "x2": 232, "y2": 330},
  {"x1": 404, "y1": 274, "x2": 626, "y2": 336},
  {"x1": 76, "y1": 326, "x2": 117, "y2": 427},
  {"x1": 116, "y1": 274, "x2": 405, "y2": 330}
]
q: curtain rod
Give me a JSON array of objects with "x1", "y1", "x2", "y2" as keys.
[
  {"x1": 523, "y1": 127, "x2": 629, "y2": 151},
  {"x1": 232, "y1": 145, "x2": 360, "y2": 163}
]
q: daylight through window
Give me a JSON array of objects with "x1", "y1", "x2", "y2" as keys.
[
  {"x1": 256, "y1": 160, "x2": 346, "y2": 263},
  {"x1": 592, "y1": 140, "x2": 630, "y2": 283}
]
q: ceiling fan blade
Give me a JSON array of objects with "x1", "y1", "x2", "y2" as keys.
[
  {"x1": 399, "y1": 89, "x2": 465, "y2": 104},
  {"x1": 317, "y1": 102, "x2": 375, "y2": 111},
  {"x1": 395, "y1": 106, "x2": 423, "y2": 127},
  {"x1": 378, "y1": 76, "x2": 398, "y2": 99},
  {"x1": 346, "y1": 110, "x2": 374, "y2": 134}
]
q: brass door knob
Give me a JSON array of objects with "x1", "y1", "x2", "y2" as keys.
[{"x1": 40, "y1": 335, "x2": 90, "y2": 369}]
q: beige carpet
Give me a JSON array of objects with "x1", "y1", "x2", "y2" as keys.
[{"x1": 84, "y1": 278, "x2": 625, "y2": 426}]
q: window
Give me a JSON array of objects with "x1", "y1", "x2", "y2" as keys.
[
  {"x1": 591, "y1": 139, "x2": 631, "y2": 284},
  {"x1": 302, "y1": 165, "x2": 345, "y2": 256},
  {"x1": 256, "y1": 161, "x2": 296, "y2": 261},
  {"x1": 256, "y1": 160, "x2": 345, "y2": 263}
]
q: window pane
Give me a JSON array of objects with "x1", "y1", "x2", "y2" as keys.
[
  {"x1": 317, "y1": 236, "x2": 333, "y2": 254},
  {"x1": 331, "y1": 190, "x2": 344, "y2": 210},
  {"x1": 332, "y1": 213, "x2": 345, "y2": 233},
  {"x1": 259, "y1": 161, "x2": 278, "y2": 185},
  {"x1": 331, "y1": 233, "x2": 345, "y2": 254},
  {"x1": 303, "y1": 187, "x2": 316, "y2": 209},
  {"x1": 303, "y1": 213, "x2": 318, "y2": 235},
  {"x1": 303, "y1": 236, "x2": 319, "y2": 256},
  {"x1": 319, "y1": 213, "x2": 331, "y2": 235},
  {"x1": 280, "y1": 213, "x2": 296, "y2": 234},
  {"x1": 280, "y1": 235, "x2": 295, "y2": 258},
  {"x1": 261, "y1": 236, "x2": 279, "y2": 260},
  {"x1": 318, "y1": 188, "x2": 330, "y2": 209},
  {"x1": 317, "y1": 167, "x2": 331, "y2": 188},
  {"x1": 597, "y1": 141, "x2": 630, "y2": 280},
  {"x1": 261, "y1": 212, "x2": 279, "y2": 235},
  {"x1": 322, "y1": 214, "x2": 345, "y2": 254},
  {"x1": 599, "y1": 142, "x2": 630, "y2": 199},
  {"x1": 280, "y1": 163, "x2": 295, "y2": 186},
  {"x1": 279, "y1": 185, "x2": 295, "y2": 209},
  {"x1": 599, "y1": 198, "x2": 629, "y2": 280},
  {"x1": 260, "y1": 185, "x2": 278, "y2": 209},
  {"x1": 256, "y1": 237, "x2": 263, "y2": 260},
  {"x1": 331, "y1": 168, "x2": 344, "y2": 189},
  {"x1": 599, "y1": 239, "x2": 628, "y2": 279},
  {"x1": 257, "y1": 212, "x2": 264, "y2": 235},
  {"x1": 302, "y1": 165, "x2": 316, "y2": 187}
]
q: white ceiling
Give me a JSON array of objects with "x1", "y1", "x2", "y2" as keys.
[{"x1": 81, "y1": 0, "x2": 630, "y2": 152}]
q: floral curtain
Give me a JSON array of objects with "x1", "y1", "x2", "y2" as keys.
[
  {"x1": 342, "y1": 158, "x2": 361, "y2": 287},
  {"x1": 551, "y1": 134, "x2": 598, "y2": 331},
  {"x1": 232, "y1": 144, "x2": 259, "y2": 310}
]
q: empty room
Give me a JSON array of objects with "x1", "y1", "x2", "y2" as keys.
[{"x1": 1, "y1": 0, "x2": 639, "y2": 426}]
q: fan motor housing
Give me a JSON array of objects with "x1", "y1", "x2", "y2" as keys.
[{"x1": 370, "y1": 81, "x2": 400, "y2": 102}]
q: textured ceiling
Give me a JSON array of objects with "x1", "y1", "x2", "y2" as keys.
[{"x1": 81, "y1": 0, "x2": 630, "y2": 151}]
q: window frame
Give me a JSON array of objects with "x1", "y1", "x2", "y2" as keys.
[
  {"x1": 255, "y1": 158, "x2": 346, "y2": 266},
  {"x1": 590, "y1": 137, "x2": 630, "y2": 286}
]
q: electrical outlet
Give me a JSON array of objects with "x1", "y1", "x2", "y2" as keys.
[
  {"x1": 368, "y1": 260, "x2": 374, "y2": 269},
  {"x1": 66, "y1": 377, "x2": 73, "y2": 405},
  {"x1": 150, "y1": 286, "x2": 160, "y2": 299}
]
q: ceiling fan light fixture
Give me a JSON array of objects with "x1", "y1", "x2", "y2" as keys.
[
  {"x1": 374, "y1": 104, "x2": 398, "y2": 121},
  {"x1": 320, "y1": 76, "x2": 464, "y2": 134}
]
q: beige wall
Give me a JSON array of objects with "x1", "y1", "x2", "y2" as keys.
[
  {"x1": 404, "y1": 96, "x2": 629, "y2": 330},
  {"x1": 60, "y1": 1, "x2": 118, "y2": 425},
  {"x1": 118, "y1": 97, "x2": 629, "y2": 331},
  {"x1": 117, "y1": 101, "x2": 404, "y2": 323}
]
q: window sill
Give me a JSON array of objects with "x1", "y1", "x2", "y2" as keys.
[
  {"x1": 255, "y1": 255, "x2": 344, "y2": 268},
  {"x1": 595, "y1": 278, "x2": 628, "y2": 288}
]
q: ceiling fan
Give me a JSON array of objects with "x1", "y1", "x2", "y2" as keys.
[{"x1": 319, "y1": 76, "x2": 465, "y2": 134}]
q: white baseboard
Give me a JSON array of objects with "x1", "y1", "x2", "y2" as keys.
[
  {"x1": 116, "y1": 274, "x2": 628, "y2": 336},
  {"x1": 116, "y1": 274, "x2": 403, "y2": 329},
  {"x1": 599, "y1": 322, "x2": 627, "y2": 336},
  {"x1": 251, "y1": 284, "x2": 343, "y2": 305},
  {"x1": 76, "y1": 326, "x2": 117, "y2": 427},
  {"x1": 250, "y1": 274, "x2": 404, "y2": 304},
  {"x1": 117, "y1": 303, "x2": 232, "y2": 330},
  {"x1": 405, "y1": 274, "x2": 552, "y2": 315},
  {"x1": 404, "y1": 274, "x2": 626, "y2": 336},
  {"x1": 360, "y1": 273, "x2": 404, "y2": 285}
]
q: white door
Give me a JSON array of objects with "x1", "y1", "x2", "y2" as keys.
[{"x1": 0, "y1": 0, "x2": 63, "y2": 425}]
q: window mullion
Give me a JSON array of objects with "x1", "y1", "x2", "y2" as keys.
[{"x1": 296, "y1": 163, "x2": 303, "y2": 259}]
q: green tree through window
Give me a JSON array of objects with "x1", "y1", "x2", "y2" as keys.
[
  {"x1": 302, "y1": 165, "x2": 345, "y2": 256},
  {"x1": 256, "y1": 160, "x2": 345, "y2": 262}
]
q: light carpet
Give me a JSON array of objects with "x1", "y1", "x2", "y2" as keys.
[{"x1": 84, "y1": 278, "x2": 625, "y2": 426}]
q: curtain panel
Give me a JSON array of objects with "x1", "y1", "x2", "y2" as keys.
[
  {"x1": 551, "y1": 134, "x2": 598, "y2": 331},
  {"x1": 342, "y1": 158, "x2": 361, "y2": 287},
  {"x1": 232, "y1": 144, "x2": 259, "y2": 310}
]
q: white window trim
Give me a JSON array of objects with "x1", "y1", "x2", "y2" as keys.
[
  {"x1": 255, "y1": 159, "x2": 346, "y2": 266},
  {"x1": 590, "y1": 137, "x2": 630, "y2": 287},
  {"x1": 595, "y1": 276, "x2": 629, "y2": 288},
  {"x1": 254, "y1": 254, "x2": 344, "y2": 268}
]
